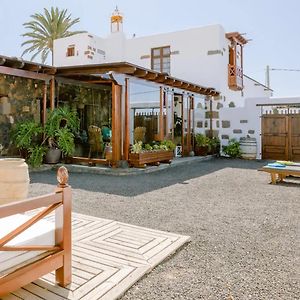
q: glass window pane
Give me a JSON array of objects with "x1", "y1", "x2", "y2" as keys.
[
  {"x1": 152, "y1": 48, "x2": 160, "y2": 56},
  {"x1": 163, "y1": 47, "x2": 170, "y2": 55},
  {"x1": 153, "y1": 58, "x2": 160, "y2": 65},
  {"x1": 162, "y1": 63, "x2": 170, "y2": 73},
  {"x1": 163, "y1": 57, "x2": 170, "y2": 64}
]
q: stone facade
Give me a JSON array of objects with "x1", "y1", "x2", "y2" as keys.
[
  {"x1": 222, "y1": 120, "x2": 231, "y2": 128},
  {"x1": 0, "y1": 74, "x2": 43, "y2": 154}
]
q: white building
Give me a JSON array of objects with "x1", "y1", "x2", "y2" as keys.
[{"x1": 54, "y1": 7, "x2": 274, "y2": 158}]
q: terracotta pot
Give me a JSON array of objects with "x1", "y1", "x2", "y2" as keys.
[{"x1": 0, "y1": 158, "x2": 29, "y2": 205}]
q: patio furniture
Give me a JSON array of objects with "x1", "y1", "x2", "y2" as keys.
[
  {"x1": 0, "y1": 166, "x2": 72, "y2": 297},
  {"x1": 88, "y1": 125, "x2": 104, "y2": 158},
  {"x1": 259, "y1": 162, "x2": 300, "y2": 184}
]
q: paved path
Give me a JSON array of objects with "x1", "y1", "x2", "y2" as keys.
[
  {"x1": 29, "y1": 158, "x2": 300, "y2": 299},
  {"x1": 30, "y1": 158, "x2": 266, "y2": 197}
]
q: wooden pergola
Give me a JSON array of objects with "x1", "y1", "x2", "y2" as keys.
[
  {"x1": 55, "y1": 62, "x2": 219, "y2": 165},
  {"x1": 0, "y1": 56, "x2": 220, "y2": 167}
]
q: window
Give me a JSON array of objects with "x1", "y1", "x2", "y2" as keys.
[
  {"x1": 67, "y1": 45, "x2": 75, "y2": 57},
  {"x1": 151, "y1": 46, "x2": 170, "y2": 74}
]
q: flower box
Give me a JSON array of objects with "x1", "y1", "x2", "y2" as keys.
[{"x1": 129, "y1": 150, "x2": 174, "y2": 168}]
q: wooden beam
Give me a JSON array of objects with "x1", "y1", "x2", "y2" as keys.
[
  {"x1": 164, "y1": 78, "x2": 176, "y2": 85},
  {"x1": 144, "y1": 73, "x2": 158, "y2": 80},
  {"x1": 181, "y1": 83, "x2": 190, "y2": 89},
  {"x1": 156, "y1": 75, "x2": 167, "y2": 83},
  {"x1": 0, "y1": 66, "x2": 51, "y2": 81},
  {"x1": 112, "y1": 83, "x2": 122, "y2": 166},
  {"x1": 187, "y1": 96, "x2": 191, "y2": 154},
  {"x1": 42, "y1": 82, "x2": 47, "y2": 126},
  {"x1": 50, "y1": 77, "x2": 55, "y2": 110},
  {"x1": 8, "y1": 60, "x2": 25, "y2": 69},
  {"x1": 25, "y1": 64, "x2": 42, "y2": 72},
  {"x1": 159, "y1": 87, "x2": 164, "y2": 141},
  {"x1": 57, "y1": 66, "x2": 136, "y2": 76},
  {"x1": 133, "y1": 70, "x2": 148, "y2": 77},
  {"x1": 124, "y1": 78, "x2": 130, "y2": 161},
  {"x1": 55, "y1": 184, "x2": 72, "y2": 286},
  {"x1": 173, "y1": 81, "x2": 184, "y2": 88}
]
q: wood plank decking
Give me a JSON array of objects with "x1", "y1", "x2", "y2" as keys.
[{"x1": 2, "y1": 213, "x2": 190, "y2": 300}]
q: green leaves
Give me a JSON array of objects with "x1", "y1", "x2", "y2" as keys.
[
  {"x1": 223, "y1": 139, "x2": 241, "y2": 158},
  {"x1": 21, "y1": 7, "x2": 86, "y2": 64},
  {"x1": 56, "y1": 128, "x2": 75, "y2": 157},
  {"x1": 12, "y1": 121, "x2": 43, "y2": 149}
]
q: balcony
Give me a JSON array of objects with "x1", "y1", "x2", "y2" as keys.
[{"x1": 228, "y1": 64, "x2": 243, "y2": 91}]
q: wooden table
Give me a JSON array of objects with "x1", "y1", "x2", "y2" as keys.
[{"x1": 259, "y1": 165, "x2": 300, "y2": 184}]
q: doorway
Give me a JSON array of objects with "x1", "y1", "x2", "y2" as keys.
[{"x1": 262, "y1": 114, "x2": 300, "y2": 161}]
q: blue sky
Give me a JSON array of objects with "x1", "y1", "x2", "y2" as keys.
[{"x1": 0, "y1": 0, "x2": 299, "y2": 97}]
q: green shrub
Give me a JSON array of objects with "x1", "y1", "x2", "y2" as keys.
[
  {"x1": 160, "y1": 140, "x2": 176, "y2": 151},
  {"x1": 195, "y1": 134, "x2": 210, "y2": 147},
  {"x1": 223, "y1": 139, "x2": 241, "y2": 158}
]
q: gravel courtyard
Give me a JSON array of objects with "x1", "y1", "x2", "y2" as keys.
[{"x1": 30, "y1": 158, "x2": 300, "y2": 300}]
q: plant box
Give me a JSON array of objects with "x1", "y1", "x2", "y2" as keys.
[{"x1": 129, "y1": 150, "x2": 174, "y2": 168}]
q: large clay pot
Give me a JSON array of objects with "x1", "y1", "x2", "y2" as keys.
[{"x1": 0, "y1": 158, "x2": 30, "y2": 205}]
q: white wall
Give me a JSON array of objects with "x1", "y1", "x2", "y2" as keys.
[
  {"x1": 219, "y1": 96, "x2": 300, "y2": 159},
  {"x1": 53, "y1": 24, "x2": 274, "y2": 148},
  {"x1": 53, "y1": 33, "x2": 107, "y2": 66}
]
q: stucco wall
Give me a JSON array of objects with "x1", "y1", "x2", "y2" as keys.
[{"x1": 219, "y1": 97, "x2": 300, "y2": 159}]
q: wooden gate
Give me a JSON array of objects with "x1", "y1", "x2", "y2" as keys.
[{"x1": 262, "y1": 114, "x2": 300, "y2": 161}]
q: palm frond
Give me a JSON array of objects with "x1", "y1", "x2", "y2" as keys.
[{"x1": 21, "y1": 6, "x2": 84, "y2": 65}]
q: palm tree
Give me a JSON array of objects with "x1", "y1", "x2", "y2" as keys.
[{"x1": 21, "y1": 7, "x2": 85, "y2": 65}]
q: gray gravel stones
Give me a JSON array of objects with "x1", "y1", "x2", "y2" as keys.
[{"x1": 29, "y1": 158, "x2": 300, "y2": 300}]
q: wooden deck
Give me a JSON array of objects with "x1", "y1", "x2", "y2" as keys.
[{"x1": 3, "y1": 212, "x2": 190, "y2": 300}]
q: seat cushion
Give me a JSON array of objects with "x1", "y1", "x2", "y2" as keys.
[{"x1": 0, "y1": 213, "x2": 55, "y2": 273}]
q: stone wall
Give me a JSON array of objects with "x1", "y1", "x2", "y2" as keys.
[{"x1": 0, "y1": 74, "x2": 43, "y2": 155}]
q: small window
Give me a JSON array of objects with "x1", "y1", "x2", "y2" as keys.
[
  {"x1": 151, "y1": 46, "x2": 171, "y2": 74},
  {"x1": 67, "y1": 45, "x2": 75, "y2": 57}
]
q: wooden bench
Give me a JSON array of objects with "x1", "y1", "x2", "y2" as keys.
[
  {"x1": 259, "y1": 165, "x2": 300, "y2": 184},
  {"x1": 0, "y1": 166, "x2": 72, "y2": 297}
]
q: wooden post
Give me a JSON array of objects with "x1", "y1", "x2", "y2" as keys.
[
  {"x1": 165, "y1": 91, "x2": 169, "y2": 138},
  {"x1": 42, "y1": 82, "x2": 47, "y2": 126},
  {"x1": 191, "y1": 96, "x2": 195, "y2": 151},
  {"x1": 171, "y1": 93, "x2": 175, "y2": 141},
  {"x1": 124, "y1": 78, "x2": 130, "y2": 161},
  {"x1": 50, "y1": 76, "x2": 55, "y2": 110},
  {"x1": 187, "y1": 96, "x2": 191, "y2": 154},
  {"x1": 209, "y1": 96, "x2": 213, "y2": 138},
  {"x1": 55, "y1": 166, "x2": 72, "y2": 286},
  {"x1": 159, "y1": 86, "x2": 164, "y2": 141},
  {"x1": 112, "y1": 83, "x2": 122, "y2": 166}
]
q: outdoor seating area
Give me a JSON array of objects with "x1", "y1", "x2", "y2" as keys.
[
  {"x1": 259, "y1": 161, "x2": 300, "y2": 184},
  {"x1": 0, "y1": 166, "x2": 190, "y2": 299},
  {"x1": 0, "y1": 167, "x2": 72, "y2": 297}
]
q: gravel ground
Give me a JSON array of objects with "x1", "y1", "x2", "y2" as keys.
[{"x1": 29, "y1": 158, "x2": 300, "y2": 300}]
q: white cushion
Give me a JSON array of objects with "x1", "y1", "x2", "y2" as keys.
[{"x1": 0, "y1": 214, "x2": 55, "y2": 273}]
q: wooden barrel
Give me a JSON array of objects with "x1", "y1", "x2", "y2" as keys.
[
  {"x1": 0, "y1": 158, "x2": 30, "y2": 205},
  {"x1": 240, "y1": 137, "x2": 257, "y2": 159}
]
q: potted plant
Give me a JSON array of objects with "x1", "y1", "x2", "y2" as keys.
[
  {"x1": 11, "y1": 120, "x2": 47, "y2": 167},
  {"x1": 129, "y1": 140, "x2": 175, "y2": 168},
  {"x1": 208, "y1": 136, "x2": 220, "y2": 155},
  {"x1": 194, "y1": 133, "x2": 210, "y2": 156},
  {"x1": 44, "y1": 107, "x2": 80, "y2": 163}
]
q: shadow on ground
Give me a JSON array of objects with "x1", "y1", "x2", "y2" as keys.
[{"x1": 30, "y1": 158, "x2": 271, "y2": 196}]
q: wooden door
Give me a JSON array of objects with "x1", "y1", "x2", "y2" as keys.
[
  {"x1": 262, "y1": 115, "x2": 288, "y2": 160},
  {"x1": 290, "y1": 115, "x2": 300, "y2": 161}
]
